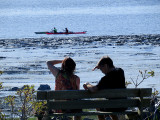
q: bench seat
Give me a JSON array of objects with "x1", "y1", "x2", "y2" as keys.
[{"x1": 36, "y1": 88, "x2": 152, "y2": 120}]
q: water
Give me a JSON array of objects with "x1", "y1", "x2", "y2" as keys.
[
  {"x1": 0, "y1": 0, "x2": 160, "y2": 96},
  {"x1": 0, "y1": 36, "x2": 160, "y2": 96},
  {"x1": 0, "y1": 0, "x2": 160, "y2": 38}
]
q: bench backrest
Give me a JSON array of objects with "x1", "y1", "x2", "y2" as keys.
[{"x1": 37, "y1": 88, "x2": 152, "y2": 110}]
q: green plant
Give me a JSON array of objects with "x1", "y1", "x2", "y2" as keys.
[
  {"x1": 125, "y1": 81, "x2": 132, "y2": 87},
  {"x1": 152, "y1": 88, "x2": 159, "y2": 97},
  {"x1": 129, "y1": 70, "x2": 160, "y2": 120},
  {"x1": 0, "y1": 82, "x2": 3, "y2": 90},
  {"x1": 0, "y1": 71, "x2": 6, "y2": 120},
  {"x1": 130, "y1": 70, "x2": 154, "y2": 88},
  {"x1": 5, "y1": 85, "x2": 47, "y2": 120},
  {"x1": 16, "y1": 85, "x2": 36, "y2": 120},
  {"x1": 5, "y1": 85, "x2": 36, "y2": 120},
  {"x1": 5, "y1": 96, "x2": 16, "y2": 120},
  {"x1": 0, "y1": 71, "x2": 3, "y2": 89},
  {"x1": 32, "y1": 101, "x2": 47, "y2": 116},
  {"x1": 0, "y1": 112, "x2": 5, "y2": 120}
]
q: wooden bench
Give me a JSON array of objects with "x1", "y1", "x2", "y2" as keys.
[{"x1": 36, "y1": 88, "x2": 152, "y2": 120}]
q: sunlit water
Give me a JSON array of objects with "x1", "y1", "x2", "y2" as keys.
[{"x1": 0, "y1": 37, "x2": 160, "y2": 97}]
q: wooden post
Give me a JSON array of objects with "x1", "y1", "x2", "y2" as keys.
[
  {"x1": 138, "y1": 89, "x2": 144, "y2": 120},
  {"x1": 42, "y1": 91, "x2": 51, "y2": 120}
]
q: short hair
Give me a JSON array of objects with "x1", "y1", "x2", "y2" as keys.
[{"x1": 97, "y1": 56, "x2": 114, "y2": 68}]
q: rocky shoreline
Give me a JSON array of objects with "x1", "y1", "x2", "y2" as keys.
[
  {"x1": 0, "y1": 34, "x2": 160, "y2": 49},
  {"x1": 0, "y1": 34, "x2": 160, "y2": 92}
]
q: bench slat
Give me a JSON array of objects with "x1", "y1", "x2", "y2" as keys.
[
  {"x1": 49, "y1": 111, "x2": 137, "y2": 117},
  {"x1": 37, "y1": 88, "x2": 152, "y2": 100},
  {"x1": 44, "y1": 110, "x2": 149, "y2": 117},
  {"x1": 48, "y1": 99, "x2": 151, "y2": 110}
]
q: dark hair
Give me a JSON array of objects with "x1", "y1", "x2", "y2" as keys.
[
  {"x1": 61, "y1": 57, "x2": 76, "y2": 76},
  {"x1": 97, "y1": 56, "x2": 114, "y2": 68}
]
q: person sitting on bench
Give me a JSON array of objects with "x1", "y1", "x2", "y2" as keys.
[
  {"x1": 83, "y1": 56, "x2": 126, "y2": 120},
  {"x1": 47, "y1": 57, "x2": 81, "y2": 120}
]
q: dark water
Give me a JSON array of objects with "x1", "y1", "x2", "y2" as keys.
[{"x1": 0, "y1": 0, "x2": 160, "y2": 39}]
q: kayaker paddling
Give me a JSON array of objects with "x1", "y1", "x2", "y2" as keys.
[
  {"x1": 53, "y1": 27, "x2": 57, "y2": 33},
  {"x1": 65, "y1": 28, "x2": 68, "y2": 33},
  {"x1": 35, "y1": 28, "x2": 87, "y2": 34}
]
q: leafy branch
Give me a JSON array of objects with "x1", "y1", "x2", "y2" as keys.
[
  {"x1": 130, "y1": 70, "x2": 154, "y2": 88},
  {"x1": 5, "y1": 85, "x2": 47, "y2": 120},
  {"x1": 0, "y1": 71, "x2": 3, "y2": 89},
  {"x1": 5, "y1": 96, "x2": 16, "y2": 120},
  {"x1": 0, "y1": 71, "x2": 5, "y2": 120}
]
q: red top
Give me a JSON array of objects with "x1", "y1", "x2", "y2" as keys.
[{"x1": 55, "y1": 71, "x2": 79, "y2": 90}]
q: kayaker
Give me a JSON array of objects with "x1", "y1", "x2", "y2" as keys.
[
  {"x1": 65, "y1": 28, "x2": 68, "y2": 33},
  {"x1": 53, "y1": 27, "x2": 57, "y2": 33}
]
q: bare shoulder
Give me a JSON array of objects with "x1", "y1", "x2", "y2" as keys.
[
  {"x1": 74, "y1": 75, "x2": 80, "y2": 80},
  {"x1": 73, "y1": 75, "x2": 80, "y2": 89}
]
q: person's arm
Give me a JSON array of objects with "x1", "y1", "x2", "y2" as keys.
[
  {"x1": 46, "y1": 60, "x2": 63, "y2": 77},
  {"x1": 83, "y1": 82, "x2": 98, "y2": 92},
  {"x1": 76, "y1": 77, "x2": 80, "y2": 90}
]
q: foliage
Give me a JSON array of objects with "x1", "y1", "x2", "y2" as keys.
[
  {"x1": 1, "y1": 71, "x2": 46, "y2": 120},
  {"x1": 125, "y1": 81, "x2": 132, "y2": 87},
  {"x1": 32, "y1": 101, "x2": 47, "y2": 116},
  {"x1": 5, "y1": 85, "x2": 35, "y2": 120},
  {"x1": 5, "y1": 95, "x2": 16, "y2": 120},
  {"x1": 129, "y1": 70, "x2": 160, "y2": 120},
  {"x1": 152, "y1": 88, "x2": 159, "y2": 97},
  {"x1": 0, "y1": 70, "x2": 3, "y2": 89},
  {"x1": 0, "y1": 82, "x2": 3, "y2": 89},
  {"x1": 17, "y1": 85, "x2": 35, "y2": 120},
  {"x1": 0, "y1": 72, "x2": 6, "y2": 120},
  {"x1": 0, "y1": 112, "x2": 5, "y2": 120},
  {"x1": 16, "y1": 85, "x2": 36, "y2": 120},
  {"x1": 130, "y1": 70, "x2": 154, "y2": 88},
  {"x1": 5, "y1": 85, "x2": 47, "y2": 120}
]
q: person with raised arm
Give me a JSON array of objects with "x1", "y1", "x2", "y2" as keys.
[{"x1": 47, "y1": 57, "x2": 81, "y2": 120}]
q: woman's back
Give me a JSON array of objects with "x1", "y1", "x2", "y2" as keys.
[{"x1": 55, "y1": 71, "x2": 79, "y2": 90}]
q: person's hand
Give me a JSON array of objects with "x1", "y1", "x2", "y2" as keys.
[
  {"x1": 92, "y1": 66, "x2": 99, "y2": 71},
  {"x1": 83, "y1": 82, "x2": 89, "y2": 90}
]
